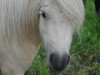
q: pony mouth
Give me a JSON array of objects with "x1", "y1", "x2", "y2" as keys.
[
  {"x1": 49, "y1": 64, "x2": 66, "y2": 72},
  {"x1": 49, "y1": 66, "x2": 54, "y2": 72}
]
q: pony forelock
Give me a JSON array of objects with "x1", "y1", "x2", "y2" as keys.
[{"x1": 57, "y1": 0, "x2": 85, "y2": 33}]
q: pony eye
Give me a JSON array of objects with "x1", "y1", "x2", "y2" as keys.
[
  {"x1": 42, "y1": 12, "x2": 46, "y2": 18},
  {"x1": 39, "y1": 11, "x2": 47, "y2": 18}
]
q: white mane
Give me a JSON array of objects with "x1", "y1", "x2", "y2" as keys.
[{"x1": 0, "y1": 0, "x2": 41, "y2": 47}]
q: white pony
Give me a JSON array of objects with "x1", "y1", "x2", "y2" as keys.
[{"x1": 0, "y1": 0, "x2": 84, "y2": 75}]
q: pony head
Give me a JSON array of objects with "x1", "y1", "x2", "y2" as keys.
[{"x1": 39, "y1": 0, "x2": 84, "y2": 71}]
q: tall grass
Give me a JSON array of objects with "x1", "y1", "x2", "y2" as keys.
[{"x1": 27, "y1": 0, "x2": 100, "y2": 75}]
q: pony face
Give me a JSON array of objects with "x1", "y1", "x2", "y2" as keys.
[{"x1": 39, "y1": 0, "x2": 73, "y2": 71}]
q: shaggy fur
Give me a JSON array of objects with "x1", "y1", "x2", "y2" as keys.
[{"x1": 0, "y1": 0, "x2": 84, "y2": 75}]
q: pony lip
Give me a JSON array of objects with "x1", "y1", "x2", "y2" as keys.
[{"x1": 49, "y1": 66, "x2": 54, "y2": 72}]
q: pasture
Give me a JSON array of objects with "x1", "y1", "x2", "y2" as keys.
[{"x1": 27, "y1": 0, "x2": 100, "y2": 75}]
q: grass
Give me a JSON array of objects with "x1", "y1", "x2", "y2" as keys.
[{"x1": 27, "y1": 0, "x2": 100, "y2": 75}]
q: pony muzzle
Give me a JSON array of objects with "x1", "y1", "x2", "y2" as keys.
[{"x1": 49, "y1": 52, "x2": 70, "y2": 72}]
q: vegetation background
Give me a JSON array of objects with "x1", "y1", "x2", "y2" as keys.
[{"x1": 27, "y1": 0, "x2": 100, "y2": 75}]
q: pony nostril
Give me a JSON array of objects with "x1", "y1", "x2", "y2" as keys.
[
  {"x1": 50, "y1": 53, "x2": 60, "y2": 66},
  {"x1": 49, "y1": 52, "x2": 60, "y2": 71},
  {"x1": 60, "y1": 54, "x2": 70, "y2": 69},
  {"x1": 49, "y1": 53, "x2": 70, "y2": 72}
]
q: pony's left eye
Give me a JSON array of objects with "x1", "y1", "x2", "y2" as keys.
[
  {"x1": 39, "y1": 11, "x2": 47, "y2": 18},
  {"x1": 42, "y1": 12, "x2": 46, "y2": 18}
]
